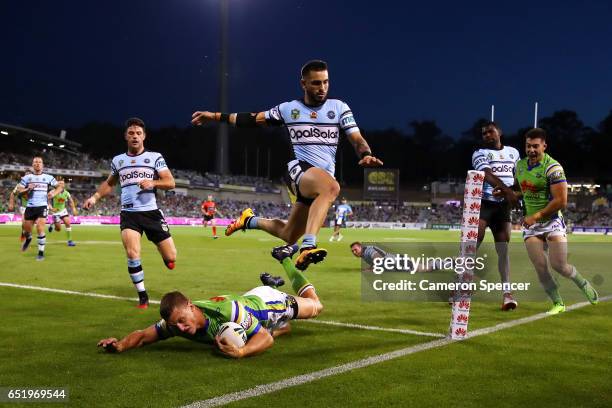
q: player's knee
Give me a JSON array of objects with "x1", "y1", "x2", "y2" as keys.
[{"x1": 327, "y1": 181, "x2": 340, "y2": 199}]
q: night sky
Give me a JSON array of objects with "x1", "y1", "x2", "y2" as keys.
[{"x1": 2, "y1": 0, "x2": 611, "y2": 137}]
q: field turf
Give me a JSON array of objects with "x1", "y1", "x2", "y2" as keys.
[{"x1": 0, "y1": 225, "x2": 610, "y2": 407}]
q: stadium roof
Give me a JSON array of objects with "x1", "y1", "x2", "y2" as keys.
[{"x1": 0, "y1": 122, "x2": 81, "y2": 154}]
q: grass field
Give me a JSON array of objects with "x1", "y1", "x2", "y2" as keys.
[{"x1": 0, "y1": 225, "x2": 610, "y2": 407}]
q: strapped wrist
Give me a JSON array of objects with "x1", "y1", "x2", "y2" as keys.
[{"x1": 360, "y1": 151, "x2": 372, "y2": 159}]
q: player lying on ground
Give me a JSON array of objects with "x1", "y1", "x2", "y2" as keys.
[
  {"x1": 97, "y1": 245, "x2": 322, "y2": 358},
  {"x1": 47, "y1": 179, "x2": 78, "y2": 246},
  {"x1": 350, "y1": 241, "x2": 439, "y2": 273},
  {"x1": 84, "y1": 117, "x2": 177, "y2": 309},
  {"x1": 498, "y1": 128, "x2": 598, "y2": 314},
  {"x1": 191, "y1": 59, "x2": 382, "y2": 270}
]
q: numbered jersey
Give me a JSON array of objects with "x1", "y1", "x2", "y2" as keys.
[
  {"x1": 19, "y1": 173, "x2": 58, "y2": 207},
  {"x1": 265, "y1": 98, "x2": 360, "y2": 177},
  {"x1": 472, "y1": 146, "x2": 520, "y2": 202},
  {"x1": 110, "y1": 151, "x2": 168, "y2": 212},
  {"x1": 336, "y1": 203, "x2": 352, "y2": 218}
]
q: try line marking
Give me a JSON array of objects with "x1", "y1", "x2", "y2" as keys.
[
  {"x1": 181, "y1": 294, "x2": 610, "y2": 408},
  {"x1": 0, "y1": 282, "x2": 444, "y2": 338}
]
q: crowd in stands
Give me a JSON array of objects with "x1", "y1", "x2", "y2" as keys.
[
  {"x1": 204, "y1": 172, "x2": 280, "y2": 193},
  {"x1": 0, "y1": 151, "x2": 281, "y2": 192},
  {"x1": 0, "y1": 151, "x2": 106, "y2": 171},
  {"x1": 3, "y1": 184, "x2": 609, "y2": 228}
]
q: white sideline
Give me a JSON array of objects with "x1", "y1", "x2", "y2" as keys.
[
  {"x1": 181, "y1": 295, "x2": 610, "y2": 408},
  {"x1": 0, "y1": 282, "x2": 444, "y2": 337},
  {"x1": 0, "y1": 281, "x2": 607, "y2": 407}
]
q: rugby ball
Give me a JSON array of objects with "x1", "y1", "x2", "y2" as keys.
[{"x1": 218, "y1": 322, "x2": 247, "y2": 348}]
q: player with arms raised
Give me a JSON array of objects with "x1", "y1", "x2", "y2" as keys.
[
  {"x1": 191, "y1": 60, "x2": 382, "y2": 270},
  {"x1": 84, "y1": 118, "x2": 177, "y2": 309},
  {"x1": 201, "y1": 194, "x2": 218, "y2": 239},
  {"x1": 472, "y1": 122, "x2": 520, "y2": 310},
  {"x1": 506, "y1": 128, "x2": 598, "y2": 314}
]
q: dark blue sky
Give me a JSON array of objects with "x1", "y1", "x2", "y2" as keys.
[{"x1": 2, "y1": 0, "x2": 611, "y2": 137}]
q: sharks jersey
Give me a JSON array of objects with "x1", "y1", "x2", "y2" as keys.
[
  {"x1": 264, "y1": 98, "x2": 360, "y2": 177},
  {"x1": 472, "y1": 146, "x2": 520, "y2": 202},
  {"x1": 19, "y1": 173, "x2": 58, "y2": 207},
  {"x1": 110, "y1": 151, "x2": 168, "y2": 212}
]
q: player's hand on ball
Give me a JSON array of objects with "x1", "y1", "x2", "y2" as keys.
[
  {"x1": 97, "y1": 338, "x2": 120, "y2": 353},
  {"x1": 191, "y1": 111, "x2": 216, "y2": 126},
  {"x1": 138, "y1": 180, "x2": 156, "y2": 190},
  {"x1": 215, "y1": 335, "x2": 242, "y2": 358},
  {"x1": 358, "y1": 155, "x2": 383, "y2": 167}
]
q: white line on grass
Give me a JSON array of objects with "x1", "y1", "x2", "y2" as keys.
[
  {"x1": 0, "y1": 282, "x2": 443, "y2": 337},
  {"x1": 181, "y1": 295, "x2": 610, "y2": 408},
  {"x1": 305, "y1": 319, "x2": 444, "y2": 338}
]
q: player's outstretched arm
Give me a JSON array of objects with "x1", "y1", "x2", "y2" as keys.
[
  {"x1": 215, "y1": 327, "x2": 274, "y2": 359},
  {"x1": 84, "y1": 174, "x2": 118, "y2": 209},
  {"x1": 346, "y1": 132, "x2": 383, "y2": 167},
  {"x1": 191, "y1": 111, "x2": 267, "y2": 128},
  {"x1": 97, "y1": 325, "x2": 160, "y2": 353}
]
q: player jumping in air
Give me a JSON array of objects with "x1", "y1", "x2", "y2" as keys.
[
  {"x1": 97, "y1": 245, "x2": 322, "y2": 358},
  {"x1": 47, "y1": 178, "x2": 78, "y2": 246},
  {"x1": 191, "y1": 60, "x2": 383, "y2": 270},
  {"x1": 14, "y1": 157, "x2": 62, "y2": 261},
  {"x1": 201, "y1": 194, "x2": 218, "y2": 239},
  {"x1": 330, "y1": 197, "x2": 352, "y2": 242},
  {"x1": 472, "y1": 121, "x2": 520, "y2": 311},
  {"x1": 84, "y1": 118, "x2": 177, "y2": 309},
  {"x1": 502, "y1": 128, "x2": 598, "y2": 314}
]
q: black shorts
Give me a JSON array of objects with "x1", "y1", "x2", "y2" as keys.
[
  {"x1": 120, "y1": 210, "x2": 171, "y2": 244},
  {"x1": 285, "y1": 160, "x2": 315, "y2": 206},
  {"x1": 24, "y1": 206, "x2": 48, "y2": 221},
  {"x1": 203, "y1": 214, "x2": 214, "y2": 222},
  {"x1": 480, "y1": 200, "x2": 511, "y2": 227}
]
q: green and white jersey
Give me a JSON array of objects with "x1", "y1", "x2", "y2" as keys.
[
  {"x1": 515, "y1": 153, "x2": 567, "y2": 221},
  {"x1": 154, "y1": 294, "x2": 272, "y2": 344},
  {"x1": 51, "y1": 190, "x2": 71, "y2": 213}
]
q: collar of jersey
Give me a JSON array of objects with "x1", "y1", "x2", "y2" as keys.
[
  {"x1": 298, "y1": 98, "x2": 326, "y2": 109},
  {"x1": 126, "y1": 149, "x2": 147, "y2": 157}
]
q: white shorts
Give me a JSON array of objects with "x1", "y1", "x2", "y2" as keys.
[
  {"x1": 243, "y1": 286, "x2": 295, "y2": 331},
  {"x1": 51, "y1": 209, "x2": 69, "y2": 223},
  {"x1": 19, "y1": 207, "x2": 26, "y2": 216},
  {"x1": 335, "y1": 216, "x2": 345, "y2": 226},
  {"x1": 523, "y1": 218, "x2": 566, "y2": 240}
]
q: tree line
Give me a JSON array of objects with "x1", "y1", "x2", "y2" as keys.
[{"x1": 12, "y1": 109, "x2": 612, "y2": 185}]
